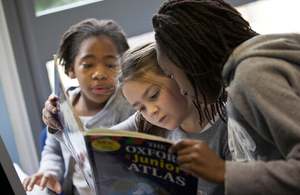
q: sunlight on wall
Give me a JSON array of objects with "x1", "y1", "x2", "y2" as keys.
[{"x1": 236, "y1": 0, "x2": 300, "y2": 34}]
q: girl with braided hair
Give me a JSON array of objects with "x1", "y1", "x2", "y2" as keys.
[
  {"x1": 152, "y1": 0, "x2": 300, "y2": 194},
  {"x1": 23, "y1": 18, "x2": 135, "y2": 195}
]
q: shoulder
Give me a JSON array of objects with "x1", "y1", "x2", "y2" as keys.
[
  {"x1": 109, "y1": 93, "x2": 136, "y2": 116},
  {"x1": 66, "y1": 86, "x2": 80, "y2": 101},
  {"x1": 109, "y1": 112, "x2": 138, "y2": 131}
]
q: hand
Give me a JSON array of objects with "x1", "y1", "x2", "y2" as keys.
[
  {"x1": 169, "y1": 139, "x2": 225, "y2": 184},
  {"x1": 22, "y1": 172, "x2": 62, "y2": 194},
  {"x1": 42, "y1": 94, "x2": 63, "y2": 131}
]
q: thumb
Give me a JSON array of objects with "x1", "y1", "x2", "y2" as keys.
[{"x1": 53, "y1": 181, "x2": 62, "y2": 194}]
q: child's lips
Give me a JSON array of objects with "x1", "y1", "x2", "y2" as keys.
[
  {"x1": 92, "y1": 86, "x2": 107, "y2": 94},
  {"x1": 158, "y1": 116, "x2": 166, "y2": 123}
]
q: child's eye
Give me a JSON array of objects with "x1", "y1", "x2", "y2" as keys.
[
  {"x1": 150, "y1": 92, "x2": 159, "y2": 99},
  {"x1": 139, "y1": 105, "x2": 146, "y2": 112},
  {"x1": 83, "y1": 64, "x2": 93, "y2": 68},
  {"x1": 107, "y1": 64, "x2": 117, "y2": 69}
]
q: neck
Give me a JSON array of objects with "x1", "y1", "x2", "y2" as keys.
[
  {"x1": 73, "y1": 92, "x2": 107, "y2": 116},
  {"x1": 180, "y1": 104, "x2": 217, "y2": 134}
]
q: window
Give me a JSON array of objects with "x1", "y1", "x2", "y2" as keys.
[
  {"x1": 33, "y1": 0, "x2": 103, "y2": 17},
  {"x1": 236, "y1": 0, "x2": 300, "y2": 34}
]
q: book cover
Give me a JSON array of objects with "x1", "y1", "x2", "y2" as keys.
[{"x1": 84, "y1": 130, "x2": 198, "y2": 195}]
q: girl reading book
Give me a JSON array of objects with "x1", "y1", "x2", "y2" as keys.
[
  {"x1": 114, "y1": 41, "x2": 231, "y2": 195},
  {"x1": 42, "y1": 41, "x2": 231, "y2": 195},
  {"x1": 23, "y1": 18, "x2": 135, "y2": 195}
]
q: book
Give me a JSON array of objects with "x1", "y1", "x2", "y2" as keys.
[
  {"x1": 53, "y1": 55, "x2": 198, "y2": 195},
  {"x1": 54, "y1": 55, "x2": 95, "y2": 194}
]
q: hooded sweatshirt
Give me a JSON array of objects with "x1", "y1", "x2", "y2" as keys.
[{"x1": 222, "y1": 33, "x2": 300, "y2": 195}]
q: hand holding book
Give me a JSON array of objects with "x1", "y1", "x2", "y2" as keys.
[{"x1": 42, "y1": 94, "x2": 63, "y2": 131}]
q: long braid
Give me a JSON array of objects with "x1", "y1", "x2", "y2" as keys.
[{"x1": 153, "y1": 0, "x2": 258, "y2": 124}]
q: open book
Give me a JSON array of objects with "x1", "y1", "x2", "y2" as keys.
[{"x1": 53, "y1": 56, "x2": 198, "y2": 195}]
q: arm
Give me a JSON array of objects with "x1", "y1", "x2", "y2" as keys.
[
  {"x1": 225, "y1": 57, "x2": 300, "y2": 194},
  {"x1": 109, "y1": 111, "x2": 138, "y2": 131},
  {"x1": 23, "y1": 132, "x2": 64, "y2": 194},
  {"x1": 38, "y1": 132, "x2": 65, "y2": 178}
]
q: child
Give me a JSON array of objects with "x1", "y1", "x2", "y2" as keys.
[
  {"x1": 42, "y1": 41, "x2": 231, "y2": 195},
  {"x1": 113, "y1": 41, "x2": 231, "y2": 195},
  {"x1": 152, "y1": 0, "x2": 300, "y2": 194},
  {"x1": 22, "y1": 18, "x2": 135, "y2": 195}
]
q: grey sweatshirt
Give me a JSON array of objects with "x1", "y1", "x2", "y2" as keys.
[{"x1": 222, "y1": 33, "x2": 300, "y2": 195}]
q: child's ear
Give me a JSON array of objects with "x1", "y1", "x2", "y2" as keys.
[{"x1": 68, "y1": 65, "x2": 76, "y2": 78}]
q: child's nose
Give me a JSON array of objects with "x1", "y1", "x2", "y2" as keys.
[
  {"x1": 148, "y1": 105, "x2": 158, "y2": 117},
  {"x1": 91, "y1": 66, "x2": 107, "y2": 80}
]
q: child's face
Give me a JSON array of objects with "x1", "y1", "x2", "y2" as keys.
[
  {"x1": 122, "y1": 72, "x2": 190, "y2": 130},
  {"x1": 68, "y1": 35, "x2": 119, "y2": 105},
  {"x1": 156, "y1": 45, "x2": 205, "y2": 104}
]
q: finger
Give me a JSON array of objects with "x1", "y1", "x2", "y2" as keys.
[
  {"x1": 44, "y1": 114, "x2": 63, "y2": 130},
  {"x1": 45, "y1": 99, "x2": 58, "y2": 114},
  {"x1": 174, "y1": 143, "x2": 204, "y2": 164},
  {"x1": 39, "y1": 174, "x2": 50, "y2": 191},
  {"x1": 179, "y1": 163, "x2": 201, "y2": 179},
  {"x1": 27, "y1": 175, "x2": 41, "y2": 191},
  {"x1": 176, "y1": 145, "x2": 198, "y2": 156},
  {"x1": 177, "y1": 151, "x2": 201, "y2": 165},
  {"x1": 48, "y1": 93, "x2": 58, "y2": 99},
  {"x1": 40, "y1": 174, "x2": 61, "y2": 194},
  {"x1": 169, "y1": 140, "x2": 200, "y2": 153},
  {"x1": 177, "y1": 161, "x2": 194, "y2": 173},
  {"x1": 53, "y1": 181, "x2": 62, "y2": 194},
  {"x1": 22, "y1": 177, "x2": 30, "y2": 191},
  {"x1": 42, "y1": 114, "x2": 59, "y2": 130},
  {"x1": 42, "y1": 109, "x2": 63, "y2": 130}
]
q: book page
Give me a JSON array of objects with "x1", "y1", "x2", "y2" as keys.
[
  {"x1": 53, "y1": 55, "x2": 96, "y2": 194},
  {"x1": 84, "y1": 129, "x2": 173, "y2": 144}
]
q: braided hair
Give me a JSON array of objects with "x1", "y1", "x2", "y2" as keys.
[
  {"x1": 57, "y1": 18, "x2": 129, "y2": 75},
  {"x1": 152, "y1": 0, "x2": 258, "y2": 124}
]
